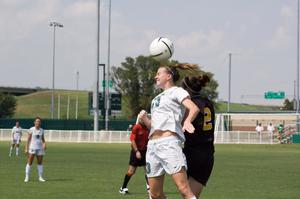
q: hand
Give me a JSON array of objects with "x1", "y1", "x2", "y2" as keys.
[
  {"x1": 182, "y1": 121, "x2": 195, "y2": 134},
  {"x1": 135, "y1": 151, "x2": 141, "y2": 159},
  {"x1": 42, "y1": 143, "x2": 46, "y2": 151},
  {"x1": 139, "y1": 110, "x2": 148, "y2": 121}
]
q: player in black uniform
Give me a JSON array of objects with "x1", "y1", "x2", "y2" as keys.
[{"x1": 182, "y1": 75, "x2": 215, "y2": 198}]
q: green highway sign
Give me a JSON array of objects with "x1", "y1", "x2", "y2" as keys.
[
  {"x1": 110, "y1": 93, "x2": 122, "y2": 110},
  {"x1": 88, "y1": 92, "x2": 122, "y2": 115},
  {"x1": 264, "y1": 91, "x2": 285, "y2": 99},
  {"x1": 102, "y1": 80, "x2": 114, "y2": 88}
]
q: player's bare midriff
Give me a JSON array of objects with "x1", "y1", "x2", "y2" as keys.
[{"x1": 150, "y1": 130, "x2": 177, "y2": 140}]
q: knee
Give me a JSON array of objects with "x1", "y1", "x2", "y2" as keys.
[
  {"x1": 127, "y1": 170, "x2": 135, "y2": 176},
  {"x1": 150, "y1": 193, "x2": 165, "y2": 199},
  {"x1": 177, "y1": 183, "x2": 191, "y2": 196}
]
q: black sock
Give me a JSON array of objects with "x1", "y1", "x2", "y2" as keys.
[
  {"x1": 122, "y1": 174, "x2": 131, "y2": 189},
  {"x1": 145, "y1": 175, "x2": 149, "y2": 186}
]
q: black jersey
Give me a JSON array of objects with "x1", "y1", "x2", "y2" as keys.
[{"x1": 184, "y1": 96, "x2": 215, "y2": 148}]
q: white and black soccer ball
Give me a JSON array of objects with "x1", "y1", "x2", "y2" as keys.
[{"x1": 149, "y1": 37, "x2": 174, "y2": 61}]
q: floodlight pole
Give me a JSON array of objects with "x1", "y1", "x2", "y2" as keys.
[
  {"x1": 49, "y1": 21, "x2": 63, "y2": 119},
  {"x1": 99, "y1": 64, "x2": 106, "y2": 129},
  {"x1": 94, "y1": 0, "x2": 101, "y2": 131},
  {"x1": 297, "y1": 0, "x2": 300, "y2": 134},
  {"x1": 75, "y1": 70, "x2": 79, "y2": 120},
  {"x1": 227, "y1": 53, "x2": 232, "y2": 113},
  {"x1": 105, "y1": 0, "x2": 112, "y2": 130}
]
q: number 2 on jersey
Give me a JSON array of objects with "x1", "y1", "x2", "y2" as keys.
[{"x1": 203, "y1": 107, "x2": 213, "y2": 131}]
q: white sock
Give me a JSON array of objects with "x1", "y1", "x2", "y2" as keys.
[
  {"x1": 38, "y1": 165, "x2": 43, "y2": 178},
  {"x1": 9, "y1": 146, "x2": 13, "y2": 155},
  {"x1": 16, "y1": 147, "x2": 19, "y2": 155},
  {"x1": 25, "y1": 164, "x2": 31, "y2": 177},
  {"x1": 189, "y1": 196, "x2": 197, "y2": 199}
]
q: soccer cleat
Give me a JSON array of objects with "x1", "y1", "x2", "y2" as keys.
[
  {"x1": 119, "y1": 187, "x2": 129, "y2": 194},
  {"x1": 24, "y1": 176, "x2": 29, "y2": 182},
  {"x1": 39, "y1": 177, "x2": 46, "y2": 182}
]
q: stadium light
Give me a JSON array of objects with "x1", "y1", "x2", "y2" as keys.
[
  {"x1": 75, "y1": 70, "x2": 79, "y2": 120},
  {"x1": 228, "y1": 53, "x2": 232, "y2": 113},
  {"x1": 105, "y1": 0, "x2": 112, "y2": 130},
  {"x1": 94, "y1": 0, "x2": 101, "y2": 131},
  {"x1": 49, "y1": 21, "x2": 63, "y2": 119},
  {"x1": 297, "y1": 0, "x2": 300, "y2": 134}
]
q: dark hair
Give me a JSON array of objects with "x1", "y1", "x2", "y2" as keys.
[
  {"x1": 182, "y1": 75, "x2": 210, "y2": 94},
  {"x1": 35, "y1": 117, "x2": 42, "y2": 121},
  {"x1": 161, "y1": 63, "x2": 198, "y2": 83}
]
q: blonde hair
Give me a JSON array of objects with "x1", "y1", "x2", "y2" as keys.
[{"x1": 160, "y1": 63, "x2": 199, "y2": 82}]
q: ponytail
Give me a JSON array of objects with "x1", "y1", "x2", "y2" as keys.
[
  {"x1": 182, "y1": 75, "x2": 210, "y2": 93},
  {"x1": 161, "y1": 63, "x2": 199, "y2": 83}
]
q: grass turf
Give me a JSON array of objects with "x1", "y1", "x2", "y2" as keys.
[
  {"x1": 13, "y1": 90, "x2": 280, "y2": 119},
  {"x1": 0, "y1": 143, "x2": 299, "y2": 199}
]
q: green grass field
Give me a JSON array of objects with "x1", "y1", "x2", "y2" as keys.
[
  {"x1": 14, "y1": 90, "x2": 90, "y2": 119},
  {"x1": 216, "y1": 102, "x2": 280, "y2": 112},
  {"x1": 1, "y1": 143, "x2": 299, "y2": 199},
  {"x1": 13, "y1": 91, "x2": 280, "y2": 119}
]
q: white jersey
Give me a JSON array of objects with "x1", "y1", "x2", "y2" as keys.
[
  {"x1": 255, "y1": 126, "x2": 264, "y2": 133},
  {"x1": 12, "y1": 126, "x2": 22, "y2": 140},
  {"x1": 267, "y1": 125, "x2": 275, "y2": 133},
  {"x1": 28, "y1": 127, "x2": 44, "y2": 150},
  {"x1": 150, "y1": 86, "x2": 189, "y2": 141}
]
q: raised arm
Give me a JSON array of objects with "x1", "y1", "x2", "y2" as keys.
[
  {"x1": 182, "y1": 98, "x2": 200, "y2": 133},
  {"x1": 139, "y1": 110, "x2": 151, "y2": 130}
]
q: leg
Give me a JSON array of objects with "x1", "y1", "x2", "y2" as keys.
[
  {"x1": 9, "y1": 143, "x2": 15, "y2": 156},
  {"x1": 25, "y1": 154, "x2": 35, "y2": 182},
  {"x1": 188, "y1": 177, "x2": 204, "y2": 198},
  {"x1": 121, "y1": 165, "x2": 137, "y2": 189},
  {"x1": 37, "y1": 155, "x2": 45, "y2": 181},
  {"x1": 148, "y1": 175, "x2": 167, "y2": 199},
  {"x1": 143, "y1": 166, "x2": 150, "y2": 190},
  {"x1": 171, "y1": 168, "x2": 196, "y2": 199},
  {"x1": 16, "y1": 144, "x2": 20, "y2": 156}
]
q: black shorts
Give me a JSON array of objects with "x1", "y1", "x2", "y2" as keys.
[
  {"x1": 183, "y1": 145, "x2": 214, "y2": 186},
  {"x1": 129, "y1": 149, "x2": 147, "y2": 167}
]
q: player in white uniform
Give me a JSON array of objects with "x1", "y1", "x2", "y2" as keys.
[
  {"x1": 140, "y1": 64, "x2": 200, "y2": 199},
  {"x1": 24, "y1": 117, "x2": 46, "y2": 182},
  {"x1": 9, "y1": 121, "x2": 22, "y2": 157}
]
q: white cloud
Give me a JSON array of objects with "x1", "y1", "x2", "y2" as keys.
[
  {"x1": 268, "y1": 25, "x2": 293, "y2": 48},
  {"x1": 176, "y1": 30, "x2": 225, "y2": 56},
  {"x1": 265, "y1": 4, "x2": 295, "y2": 49},
  {"x1": 65, "y1": 0, "x2": 96, "y2": 18},
  {"x1": 280, "y1": 5, "x2": 294, "y2": 18}
]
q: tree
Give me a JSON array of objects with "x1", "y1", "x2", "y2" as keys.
[
  {"x1": 112, "y1": 56, "x2": 219, "y2": 119},
  {"x1": 282, "y1": 98, "x2": 294, "y2": 110},
  {"x1": 0, "y1": 93, "x2": 17, "y2": 118},
  {"x1": 112, "y1": 56, "x2": 160, "y2": 119}
]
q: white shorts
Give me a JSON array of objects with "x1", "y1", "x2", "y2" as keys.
[
  {"x1": 29, "y1": 148, "x2": 45, "y2": 156},
  {"x1": 146, "y1": 136, "x2": 187, "y2": 178},
  {"x1": 12, "y1": 138, "x2": 21, "y2": 144}
]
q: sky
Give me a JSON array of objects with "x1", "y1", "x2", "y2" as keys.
[{"x1": 0, "y1": 0, "x2": 299, "y2": 105}]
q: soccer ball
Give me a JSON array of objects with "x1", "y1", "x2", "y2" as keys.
[{"x1": 149, "y1": 37, "x2": 174, "y2": 61}]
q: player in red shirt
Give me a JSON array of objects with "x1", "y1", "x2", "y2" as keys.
[{"x1": 119, "y1": 117, "x2": 150, "y2": 194}]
